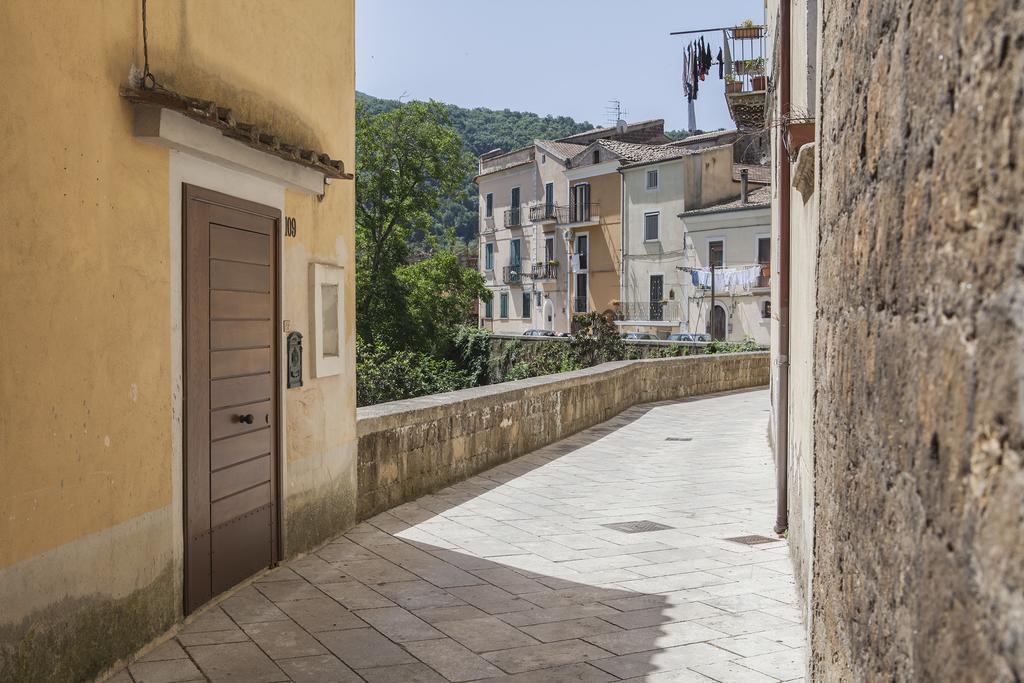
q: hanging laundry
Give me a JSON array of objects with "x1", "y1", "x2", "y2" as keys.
[{"x1": 717, "y1": 47, "x2": 723, "y2": 79}]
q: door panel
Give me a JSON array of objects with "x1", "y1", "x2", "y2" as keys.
[{"x1": 184, "y1": 184, "x2": 279, "y2": 615}]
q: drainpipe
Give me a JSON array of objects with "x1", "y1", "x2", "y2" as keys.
[
  {"x1": 619, "y1": 171, "x2": 626, "y2": 317},
  {"x1": 775, "y1": 0, "x2": 792, "y2": 535},
  {"x1": 741, "y1": 168, "x2": 749, "y2": 204}
]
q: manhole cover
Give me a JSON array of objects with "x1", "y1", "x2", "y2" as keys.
[
  {"x1": 665, "y1": 437, "x2": 693, "y2": 442},
  {"x1": 724, "y1": 534, "x2": 781, "y2": 545},
  {"x1": 603, "y1": 520, "x2": 674, "y2": 533}
]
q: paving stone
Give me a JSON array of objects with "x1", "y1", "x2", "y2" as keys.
[
  {"x1": 319, "y1": 580, "x2": 395, "y2": 610},
  {"x1": 290, "y1": 555, "x2": 352, "y2": 584},
  {"x1": 689, "y1": 660, "x2": 778, "y2": 682},
  {"x1": 338, "y1": 558, "x2": 420, "y2": 585},
  {"x1": 470, "y1": 568, "x2": 548, "y2": 594},
  {"x1": 138, "y1": 639, "x2": 189, "y2": 662},
  {"x1": 354, "y1": 606, "x2": 445, "y2": 642},
  {"x1": 372, "y1": 579, "x2": 467, "y2": 609},
  {"x1": 518, "y1": 617, "x2": 623, "y2": 643},
  {"x1": 433, "y1": 616, "x2": 539, "y2": 653},
  {"x1": 403, "y1": 638, "x2": 506, "y2": 681},
  {"x1": 176, "y1": 628, "x2": 250, "y2": 647},
  {"x1": 583, "y1": 620, "x2": 726, "y2": 656},
  {"x1": 601, "y1": 603, "x2": 725, "y2": 630},
  {"x1": 129, "y1": 658, "x2": 204, "y2": 683},
  {"x1": 482, "y1": 640, "x2": 611, "y2": 674},
  {"x1": 277, "y1": 597, "x2": 366, "y2": 632},
  {"x1": 254, "y1": 567, "x2": 304, "y2": 583},
  {"x1": 589, "y1": 642, "x2": 734, "y2": 678},
  {"x1": 315, "y1": 628, "x2": 417, "y2": 670},
  {"x1": 255, "y1": 579, "x2": 325, "y2": 603},
  {"x1": 220, "y1": 587, "x2": 289, "y2": 624},
  {"x1": 412, "y1": 605, "x2": 490, "y2": 624},
  {"x1": 710, "y1": 632, "x2": 793, "y2": 657},
  {"x1": 276, "y1": 654, "x2": 362, "y2": 682},
  {"x1": 359, "y1": 662, "x2": 448, "y2": 682},
  {"x1": 187, "y1": 642, "x2": 289, "y2": 682},
  {"x1": 499, "y1": 604, "x2": 620, "y2": 627},
  {"x1": 446, "y1": 584, "x2": 535, "y2": 614},
  {"x1": 105, "y1": 671, "x2": 136, "y2": 683},
  {"x1": 180, "y1": 606, "x2": 236, "y2": 633},
  {"x1": 735, "y1": 649, "x2": 806, "y2": 680},
  {"x1": 242, "y1": 620, "x2": 329, "y2": 659}
]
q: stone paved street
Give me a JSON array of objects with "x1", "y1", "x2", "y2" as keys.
[{"x1": 111, "y1": 388, "x2": 805, "y2": 682}]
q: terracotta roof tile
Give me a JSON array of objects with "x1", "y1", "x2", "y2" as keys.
[{"x1": 733, "y1": 163, "x2": 771, "y2": 184}]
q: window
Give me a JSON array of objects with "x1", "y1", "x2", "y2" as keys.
[
  {"x1": 570, "y1": 183, "x2": 591, "y2": 222},
  {"x1": 576, "y1": 234, "x2": 588, "y2": 271},
  {"x1": 644, "y1": 212, "x2": 660, "y2": 241},
  {"x1": 758, "y1": 237, "x2": 771, "y2": 265},
  {"x1": 522, "y1": 292, "x2": 531, "y2": 318},
  {"x1": 508, "y1": 187, "x2": 521, "y2": 226},
  {"x1": 510, "y1": 239, "x2": 521, "y2": 267},
  {"x1": 575, "y1": 273, "x2": 588, "y2": 312},
  {"x1": 485, "y1": 193, "x2": 493, "y2": 218},
  {"x1": 544, "y1": 182, "x2": 554, "y2": 216},
  {"x1": 535, "y1": 291, "x2": 542, "y2": 307},
  {"x1": 646, "y1": 169, "x2": 659, "y2": 189},
  {"x1": 761, "y1": 301, "x2": 771, "y2": 319},
  {"x1": 649, "y1": 275, "x2": 664, "y2": 321},
  {"x1": 541, "y1": 154, "x2": 546, "y2": 164},
  {"x1": 592, "y1": 150, "x2": 600, "y2": 164},
  {"x1": 484, "y1": 243, "x2": 494, "y2": 270},
  {"x1": 500, "y1": 292, "x2": 509, "y2": 319},
  {"x1": 709, "y1": 240, "x2": 724, "y2": 268},
  {"x1": 544, "y1": 235, "x2": 554, "y2": 262},
  {"x1": 484, "y1": 296, "x2": 493, "y2": 318}
]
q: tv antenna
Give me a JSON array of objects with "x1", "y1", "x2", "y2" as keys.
[{"x1": 605, "y1": 99, "x2": 628, "y2": 126}]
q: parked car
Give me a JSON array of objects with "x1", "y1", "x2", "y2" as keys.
[
  {"x1": 667, "y1": 332, "x2": 712, "y2": 343},
  {"x1": 624, "y1": 332, "x2": 657, "y2": 340},
  {"x1": 523, "y1": 329, "x2": 555, "y2": 337}
]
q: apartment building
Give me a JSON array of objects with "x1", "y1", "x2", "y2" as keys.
[{"x1": 476, "y1": 120, "x2": 669, "y2": 333}]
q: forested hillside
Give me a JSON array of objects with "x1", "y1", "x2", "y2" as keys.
[{"x1": 357, "y1": 92, "x2": 593, "y2": 240}]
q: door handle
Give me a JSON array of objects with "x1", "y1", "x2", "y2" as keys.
[{"x1": 238, "y1": 414, "x2": 254, "y2": 424}]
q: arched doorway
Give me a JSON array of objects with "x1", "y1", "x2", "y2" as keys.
[
  {"x1": 542, "y1": 299, "x2": 554, "y2": 331},
  {"x1": 711, "y1": 304, "x2": 727, "y2": 341}
]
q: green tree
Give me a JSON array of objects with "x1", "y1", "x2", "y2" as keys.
[
  {"x1": 397, "y1": 248, "x2": 490, "y2": 356},
  {"x1": 355, "y1": 100, "x2": 474, "y2": 346}
]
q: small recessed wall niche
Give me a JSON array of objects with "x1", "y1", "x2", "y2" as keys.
[{"x1": 310, "y1": 262, "x2": 344, "y2": 377}]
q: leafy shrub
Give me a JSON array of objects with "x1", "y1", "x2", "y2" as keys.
[{"x1": 356, "y1": 340, "x2": 474, "y2": 407}]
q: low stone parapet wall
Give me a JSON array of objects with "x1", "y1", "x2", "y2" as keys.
[{"x1": 355, "y1": 352, "x2": 769, "y2": 520}]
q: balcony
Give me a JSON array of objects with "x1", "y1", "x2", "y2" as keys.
[
  {"x1": 529, "y1": 204, "x2": 562, "y2": 223},
  {"x1": 480, "y1": 216, "x2": 496, "y2": 234},
  {"x1": 527, "y1": 262, "x2": 559, "y2": 281},
  {"x1": 724, "y1": 24, "x2": 767, "y2": 130},
  {"x1": 503, "y1": 262, "x2": 524, "y2": 284},
  {"x1": 616, "y1": 300, "x2": 683, "y2": 323},
  {"x1": 504, "y1": 207, "x2": 522, "y2": 228},
  {"x1": 558, "y1": 203, "x2": 600, "y2": 226}
]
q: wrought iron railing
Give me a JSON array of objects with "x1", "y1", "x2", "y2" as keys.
[
  {"x1": 616, "y1": 300, "x2": 683, "y2": 322},
  {"x1": 529, "y1": 204, "x2": 562, "y2": 222},
  {"x1": 503, "y1": 262, "x2": 524, "y2": 284},
  {"x1": 565, "y1": 203, "x2": 600, "y2": 224},
  {"x1": 504, "y1": 207, "x2": 522, "y2": 228},
  {"x1": 481, "y1": 216, "x2": 496, "y2": 234},
  {"x1": 528, "y1": 262, "x2": 559, "y2": 280},
  {"x1": 724, "y1": 25, "x2": 767, "y2": 96}
]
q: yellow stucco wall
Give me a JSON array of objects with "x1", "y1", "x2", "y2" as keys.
[
  {"x1": 572, "y1": 172, "x2": 622, "y2": 313},
  {"x1": 0, "y1": 3, "x2": 355, "y2": 676}
]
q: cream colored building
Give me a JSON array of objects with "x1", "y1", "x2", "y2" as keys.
[{"x1": 0, "y1": 3, "x2": 356, "y2": 679}]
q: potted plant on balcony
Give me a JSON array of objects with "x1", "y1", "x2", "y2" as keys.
[
  {"x1": 733, "y1": 19, "x2": 760, "y2": 39},
  {"x1": 749, "y1": 57, "x2": 767, "y2": 91},
  {"x1": 548, "y1": 259, "x2": 560, "y2": 267},
  {"x1": 725, "y1": 73, "x2": 743, "y2": 94}
]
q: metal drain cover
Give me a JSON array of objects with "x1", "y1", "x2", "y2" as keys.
[
  {"x1": 665, "y1": 437, "x2": 693, "y2": 442},
  {"x1": 724, "y1": 534, "x2": 780, "y2": 545},
  {"x1": 603, "y1": 520, "x2": 674, "y2": 533}
]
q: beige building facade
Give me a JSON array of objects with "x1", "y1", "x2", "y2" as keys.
[{"x1": 0, "y1": 3, "x2": 357, "y2": 680}]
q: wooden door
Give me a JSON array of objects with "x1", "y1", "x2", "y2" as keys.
[{"x1": 183, "y1": 185, "x2": 280, "y2": 614}]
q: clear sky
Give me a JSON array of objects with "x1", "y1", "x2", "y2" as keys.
[{"x1": 356, "y1": 0, "x2": 764, "y2": 133}]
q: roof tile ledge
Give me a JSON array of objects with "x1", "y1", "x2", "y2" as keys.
[{"x1": 121, "y1": 86, "x2": 352, "y2": 181}]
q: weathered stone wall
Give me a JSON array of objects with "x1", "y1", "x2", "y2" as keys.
[
  {"x1": 812, "y1": 1, "x2": 1024, "y2": 680},
  {"x1": 357, "y1": 352, "x2": 769, "y2": 519}
]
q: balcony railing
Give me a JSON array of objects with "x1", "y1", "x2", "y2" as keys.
[
  {"x1": 573, "y1": 296, "x2": 588, "y2": 313},
  {"x1": 529, "y1": 204, "x2": 562, "y2": 223},
  {"x1": 504, "y1": 207, "x2": 522, "y2": 228},
  {"x1": 564, "y1": 203, "x2": 600, "y2": 224},
  {"x1": 481, "y1": 216, "x2": 496, "y2": 234},
  {"x1": 616, "y1": 300, "x2": 683, "y2": 322},
  {"x1": 528, "y1": 262, "x2": 559, "y2": 280},
  {"x1": 724, "y1": 24, "x2": 767, "y2": 129},
  {"x1": 503, "y1": 262, "x2": 524, "y2": 284}
]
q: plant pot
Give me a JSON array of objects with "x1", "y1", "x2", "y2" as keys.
[
  {"x1": 751, "y1": 76, "x2": 767, "y2": 91},
  {"x1": 734, "y1": 59, "x2": 756, "y2": 75},
  {"x1": 732, "y1": 26, "x2": 761, "y2": 39},
  {"x1": 726, "y1": 81, "x2": 743, "y2": 94}
]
